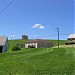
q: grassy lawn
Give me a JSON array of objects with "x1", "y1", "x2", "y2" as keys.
[{"x1": 0, "y1": 48, "x2": 75, "y2": 75}]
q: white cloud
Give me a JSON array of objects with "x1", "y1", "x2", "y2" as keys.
[{"x1": 32, "y1": 24, "x2": 45, "y2": 29}]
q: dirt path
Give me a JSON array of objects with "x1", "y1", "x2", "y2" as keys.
[{"x1": 53, "y1": 45, "x2": 75, "y2": 48}]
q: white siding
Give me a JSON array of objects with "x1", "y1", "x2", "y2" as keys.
[
  {"x1": 2, "y1": 41, "x2": 8, "y2": 52},
  {"x1": 2, "y1": 38, "x2": 8, "y2": 52},
  {"x1": 25, "y1": 43, "x2": 37, "y2": 48}
]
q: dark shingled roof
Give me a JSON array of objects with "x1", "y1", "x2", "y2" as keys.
[{"x1": 0, "y1": 36, "x2": 7, "y2": 46}]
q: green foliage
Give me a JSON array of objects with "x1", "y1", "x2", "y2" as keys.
[
  {"x1": 8, "y1": 39, "x2": 28, "y2": 51},
  {"x1": 49, "y1": 40, "x2": 67, "y2": 46},
  {"x1": 12, "y1": 46, "x2": 21, "y2": 51}
]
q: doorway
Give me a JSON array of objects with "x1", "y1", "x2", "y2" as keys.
[
  {"x1": 28, "y1": 45, "x2": 35, "y2": 48},
  {"x1": 0, "y1": 47, "x2": 3, "y2": 53}
]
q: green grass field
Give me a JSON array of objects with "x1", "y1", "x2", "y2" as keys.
[
  {"x1": 0, "y1": 48, "x2": 75, "y2": 75},
  {"x1": 0, "y1": 40, "x2": 74, "y2": 75}
]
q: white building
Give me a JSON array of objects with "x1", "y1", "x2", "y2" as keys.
[
  {"x1": 65, "y1": 34, "x2": 75, "y2": 45},
  {"x1": 25, "y1": 42, "x2": 37, "y2": 48},
  {"x1": 67, "y1": 34, "x2": 75, "y2": 42},
  {"x1": 25, "y1": 39, "x2": 53, "y2": 48}
]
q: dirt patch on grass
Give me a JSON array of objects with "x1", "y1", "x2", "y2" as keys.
[{"x1": 53, "y1": 45, "x2": 75, "y2": 48}]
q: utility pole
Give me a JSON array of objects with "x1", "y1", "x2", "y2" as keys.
[{"x1": 57, "y1": 28, "x2": 59, "y2": 48}]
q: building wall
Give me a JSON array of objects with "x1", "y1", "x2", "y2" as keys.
[
  {"x1": 25, "y1": 43, "x2": 37, "y2": 48},
  {"x1": 68, "y1": 38, "x2": 75, "y2": 43},
  {"x1": 25, "y1": 42, "x2": 53, "y2": 48},
  {"x1": 2, "y1": 38, "x2": 8, "y2": 52},
  {"x1": 37, "y1": 42, "x2": 53, "y2": 48}
]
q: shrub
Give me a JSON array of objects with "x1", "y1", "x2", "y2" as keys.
[{"x1": 12, "y1": 46, "x2": 21, "y2": 51}]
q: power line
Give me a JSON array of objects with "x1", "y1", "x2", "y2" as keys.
[
  {"x1": 36, "y1": 34, "x2": 57, "y2": 39},
  {"x1": 59, "y1": 33, "x2": 71, "y2": 35},
  {"x1": 0, "y1": 0, "x2": 15, "y2": 14},
  {"x1": 35, "y1": 33, "x2": 71, "y2": 39}
]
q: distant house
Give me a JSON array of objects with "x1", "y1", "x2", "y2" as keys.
[
  {"x1": 0, "y1": 36, "x2": 8, "y2": 53},
  {"x1": 65, "y1": 34, "x2": 75, "y2": 45},
  {"x1": 25, "y1": 39, "x2": 53, "y2": 48},
  {"x1": 22, "y1": 35, "x2": 28, "y2": 40}
]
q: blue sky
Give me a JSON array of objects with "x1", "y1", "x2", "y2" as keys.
[{"x1": 0, "y1": 0, "x2": 74, "y2": 40}]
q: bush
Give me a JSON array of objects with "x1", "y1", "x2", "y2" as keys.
[{"x1": 12, "y1": 46, "x2": 21, "y2": 51}]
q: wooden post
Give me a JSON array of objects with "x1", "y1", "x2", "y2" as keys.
[{"x1": 57, "y1": 28, "x2": 59, "y2": 48}]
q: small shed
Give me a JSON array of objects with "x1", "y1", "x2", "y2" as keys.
[
  {"x1": 65, "y1": 34, "x2": 75, "y2": 45},
  {"x1": 25, "y1": 39, "x2": 53, "y2": 48},
  {"x1": 22, "y1": 35, "x2": 28, "y2": 40},
  {"x1": 0, "y1": 36, "x2": 8, "y2": 53}
]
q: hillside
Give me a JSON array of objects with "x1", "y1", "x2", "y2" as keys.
[
  {"x1": 8, "y1": 39, "x2": 27, "y2": 51},
  {"x1": 8, "y1": 39, "x2": 67, "y2": 51}
]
